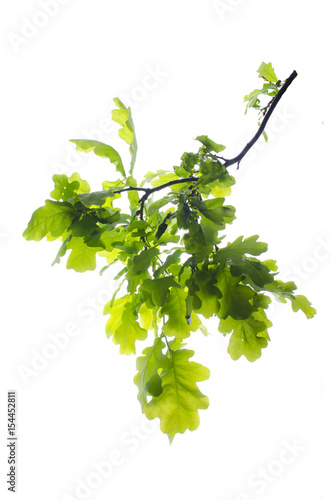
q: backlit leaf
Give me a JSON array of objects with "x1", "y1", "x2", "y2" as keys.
[
  {"x1": 141, "y1": 277, "x2": 181, "y2": 307},
  {"x1": 215, "y1": 266, "x2": 255, "y2": 320},
  {"x1": 66, "y1": 237, "x2": 103, "y2": 272},
  {"x1": 230, "y1": 257, "x2": 275, "y2": 288},
  {"x1": 222, "y1": 315, "x2": 270, "y2": 362},
  {"x1": 257, "y1": 62, "x2": 278, "y2": 83},
  {"x1": 196, "y1": 135, "x2": 226, "y2": 153},
  {"x1": 187, "y1": 270, "x2": 222, "y2": 319},
  {"x1": 112, "y1": 98, "x2": 138, "y2": 175},
  {"x1": 214, "y1": 235, "x2": 268, "y2": 267},
  {"x1": 134, "y1": 337, "x2": 171, "y2": 409},
  {"x1": 161, "y1": 287, "x2": 201, "y2": 340},
  {"x1": 132, "y1": 247, "x2": 160, "y2": 274},
  {"x1": 144, "y1": 348, "x2": 210, "y2": 443},
  {"x1": 70, "y1": 139, "x2": 126, "y2": 177},
  {"x1": 23, "y1": 200, "x2": 74, "y2": 241}
]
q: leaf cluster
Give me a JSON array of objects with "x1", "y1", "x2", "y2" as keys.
[{"x1": 23, "y1": 67, "x2": 316, "y2": 442}]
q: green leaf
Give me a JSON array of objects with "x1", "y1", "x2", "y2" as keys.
[
  {"x1": 151, "y1": 172, "x2": 179, "y2": 188},
  {"x1": 52, "y1": 233, "x2": 72, "y2": 266},
  {"x1": 112, "y1": 98, "x2": 138, "y2": 175},
  {"x1": 191, "y1": 197, "x2": 236, "y2": 227},
  {"x1": 141, "y1": 277, "x2": 181, "y2": 307},
  {"x1": 134, "y1": 337, "x2": 171, "y2": 409},
  {"x1": 131, "y1": 247, "x2": 160, "y2": 274},
  {"x1": 50, "y1": 175, "x2": 79, "y2": 201},
  {"x1": 196, "y1": 135, "x2": 226, "y2": 153},
  {"x1": 180, "y1": 152, "x2": 199, "y2": 174},
  {"x1": 230, "y1": 257, "x2": 274, "y2": 288},
  {"x1": 183, "y1": 222, "x2": 220, "y2": 262},
  {"x1": 223, "y1": 315, "x2": 270, "y2": 362},
  {"x1": 69, "y1": 139, "x2": 126, "y2": 177},
  {"x1": 69, "y1": 214, "x2": 100, "y2": 237},
  {"x1": 215, "y1": 266, "x2": 255, "y2": 320},
  {"x1": 289, "y1": 295, "x2": 316, "y2": 318},
  {"x1": 257, "y1": 62, "x2": 278, "y2": 83},
  {"x1": 153, "y1": 249, "x2": 182, "y2": 279},
  {"x1": 146, "y1": 195, "x2": 176, "y2": 216},
  {"x1": 144, "y1": 348, "x2": 210, "y2": 443},
  {"x1": 114, "y1": 304, "x2": 148, "y2": 355},
  {"x1": 23, "y1": 200, "x2": 74, "y2": 241},
  {"x1": 104, "y1": 294, "x2": 147, "y2": 355},
  {"x1": 50, "y1": 173, "x2": 90, "y2": 201},
  {"x1": 197, "y1": 160, "x2": 233, "y2": 186},
  {"x1": 264, "y1": 280, "x2": 316, "y2": 319},
  {"x1": 142, "y1": 170, "x2": 169, "y2": 186},
  {"x1": 243, "y1": 82, "x2": 278, "y2": 114},
  {"x1": 66, "y1": 237, "x2": 103, "y2": 272},
  {"x1": 76, "y1": 189, "x2": 117, "y2": 208},
  {"x1": 187, "y1": 270, "x2": 222, "y2": 319},
  {"x1": 160, "y1": 287, "x2": 201, "y2": 340},
  {"x1": 104, "y1": 294, "x2": 131, "y2": 333},
  {"x1": 214, "y1": 235, "x2": 268, "y2": 267}
]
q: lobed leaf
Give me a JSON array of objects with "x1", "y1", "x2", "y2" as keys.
[
  {"x1": 23, "y1": 200, "x2": 74, "y2": 242},
  {"x1": 191, "y1": 197, "x2": 236, "y2": 227},
  {"x1": 134, "y1": 337, "x2": 171, "y2": 409},
  {"x1": 257, "y1": 62, "x2": 278, "y2": 83},
  {"x1": 196, "y1": 135, "x2": 226, "y2": 153},
  {"x1": 230, "y1": 257, "x2": 275, "y2": 288},
  {"x1": 141, "y1": 277, "x2": 181, "y2": 308},
  {"x1": 112, "y1": 98, "x2": 138, "y2": 175},
  {"x1": 50, "y1": 173, "x2": 90, "y2": 201},
  {"x1": 215, "y1": 266, "x2": 255, "y2": 320},
  {"x1": 66, "y1": 237, "x2": 103, "y2": 272},
  {"x1": 69, "y1": 139, "x2": 126, "y2": 177},
  {"x1": 222, "y1": 315, "x2": 270, "y2": 362},
  {"x1": 161, "y1": 287, "x2": 201, "y2": 340},
  {"x1": 104, "y1": 294, "x2": 148, "y2": 355},
  {"x1": 144, "y1": 348, "x2": 210, "y2": 443},
  {"x1": 214, "y1": 235, "x2": 268, "y2": 267},
  {"x1": 187, "y1": 270, "x2": 222, "y2": 319}
]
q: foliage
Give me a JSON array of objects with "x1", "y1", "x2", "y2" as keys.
[{"x1": 23, "y1": 63, "x2": 316, "y2": 443}]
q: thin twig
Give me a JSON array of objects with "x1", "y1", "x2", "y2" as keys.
[{"x1": 104, "y1": 71, "x2": 298, "y2": 200}]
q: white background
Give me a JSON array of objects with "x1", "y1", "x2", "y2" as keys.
[{"x1": 1, "y1": 1, "x2": 330, "y2": 499}]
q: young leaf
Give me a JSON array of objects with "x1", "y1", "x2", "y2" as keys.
[
  {"x1": 196, "y1": 135, "x2": 226, "y2": 153},
  {"x1": 264, "y1": 280, "x2": 316, "y2": 319},
  {"x1": 69, "y1": 139, "x2": 126, "y2": 177},
  {"x1": 144, "y1": 348, "x2": 210, "y2": 443},
  {"x1": 257, "y1": 62, "x2": 278, "y2": 83},
  {"x1": 112, "y1": 98, "x2": 138, "y2": 175},
  {"x1": 50, "y1": 173, "x2": 90, "y2": 201}
]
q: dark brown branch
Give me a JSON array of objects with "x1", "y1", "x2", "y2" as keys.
[
  {"x1": 113, "y1": 186, "x2": 150, "y2": 195},
  {"x1": 110, "y1": 71, "x2": 298, "y2": 200},
  {"x1": 222, "y1": 70, "x2": 298, "y2": 168}
]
